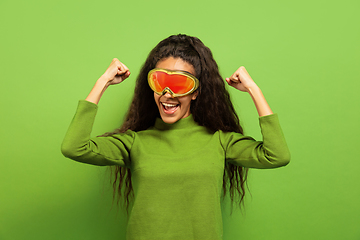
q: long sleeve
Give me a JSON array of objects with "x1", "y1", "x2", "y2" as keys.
[
  {"x1": 61, "y1": 100, "x2": 134, "y2": 167},
  {"x1": 220, "y1": 113, "x2": 290, "y2": 169}
]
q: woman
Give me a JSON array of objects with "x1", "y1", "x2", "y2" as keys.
[{"x1": 61, "y1": 34, "x2": 290, "y2": 240}]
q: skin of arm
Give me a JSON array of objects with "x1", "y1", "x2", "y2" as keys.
[
  {"x1": 86, "y1": 58, "x2": 131, "y2": 105},
  {"x1": 226, "y1": 66, "x2": 273, "y2": 117}
]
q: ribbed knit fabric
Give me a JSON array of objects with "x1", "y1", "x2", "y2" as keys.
[{"x1": 61, "y1": 100, "x2": 290, "y2": 240}]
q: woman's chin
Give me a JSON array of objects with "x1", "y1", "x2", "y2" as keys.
[
  {"x1": 160, "y1": 114, "x2": 179, "y2": 124},
  {"x1": 159, "y1": 110, "x2": 190, "y2": 124}
]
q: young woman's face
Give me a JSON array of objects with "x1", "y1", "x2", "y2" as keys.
[{"x1": 154, "y1": 57, "x2": 198, "y2": 124}]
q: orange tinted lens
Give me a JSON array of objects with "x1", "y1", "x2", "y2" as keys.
[{"x1": 149, "y1": 71, "x2": 195, "y2": 95}]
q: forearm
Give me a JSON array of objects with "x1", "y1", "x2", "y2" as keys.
[
  {"x1": 61, "y1": 100, "x2": 99, "y2": 160},
  {"x1": 85, "y1": 75, "x2": 111, "y2": 105},
  {"x1": 61, "y1": 100, "x2": 132, "y2": 167},
  {"x1": 222, "y1": 114, "x2": 290, "y2": 169},
  {"x1": 247, "y1": 86, "x2": 273, "y2": 117}
]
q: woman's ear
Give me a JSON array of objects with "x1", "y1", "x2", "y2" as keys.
[{"x1": 191, "y1": 90, "x2": 198, "y2": 100}]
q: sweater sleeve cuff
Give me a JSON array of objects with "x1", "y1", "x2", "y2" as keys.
[
  {"x1": 78, "y1": 99, "x2": 99, "y2": 111},
  {"x1": 259, "y1": 113, "x2": 278, "y2": 121}
]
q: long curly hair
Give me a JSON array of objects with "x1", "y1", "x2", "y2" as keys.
[{"x1": 108, "y1": 34, "x2": 248, "y2": 212}]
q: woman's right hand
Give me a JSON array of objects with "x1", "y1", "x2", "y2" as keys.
[
  {"x1": 85, "y1": 58, "x2": 130, "y2": 104},
  {"x1": 102, "y1": 58, "x2": 131, "y2": 85}
]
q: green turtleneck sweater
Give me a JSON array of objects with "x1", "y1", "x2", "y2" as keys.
[{"x1": 61, "y1": 100, "x2": 290, "y2": 240}]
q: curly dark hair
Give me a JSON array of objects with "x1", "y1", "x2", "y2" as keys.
[{"x1": 108, "y1": 34, "x2": 248, "y2": 212}]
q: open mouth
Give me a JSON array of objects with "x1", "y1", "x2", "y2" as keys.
[{"x1": 161, "y1": 102, "x2": 180, "y2": 114}]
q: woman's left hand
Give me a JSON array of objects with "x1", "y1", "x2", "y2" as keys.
[
  {"x1": 225, "y1": 66, "x2": 258, "y2": 92},
  {"x1": 227, "y1": 66, "x2": 273, "y2": 116}
]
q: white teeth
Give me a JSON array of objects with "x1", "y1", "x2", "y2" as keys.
[{"x1": 162, "y1": 103, "x2": 178, "y2": 107}]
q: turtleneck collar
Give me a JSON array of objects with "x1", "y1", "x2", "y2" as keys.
[{"x1": 154, "y1": 114, "x2": 198, "y2": 130}]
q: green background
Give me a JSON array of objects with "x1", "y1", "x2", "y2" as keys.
[{"x1": 1, "y1": 0, "x2": 359, "y2": 239}]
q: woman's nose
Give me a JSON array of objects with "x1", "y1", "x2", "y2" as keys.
[{"x1": 163, "y1": 91, "x2": 173, "y2": 98}]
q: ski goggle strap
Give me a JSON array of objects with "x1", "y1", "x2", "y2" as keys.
[{"x1": 148, "y1": 68, "x2": 199, "y2": 97}]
